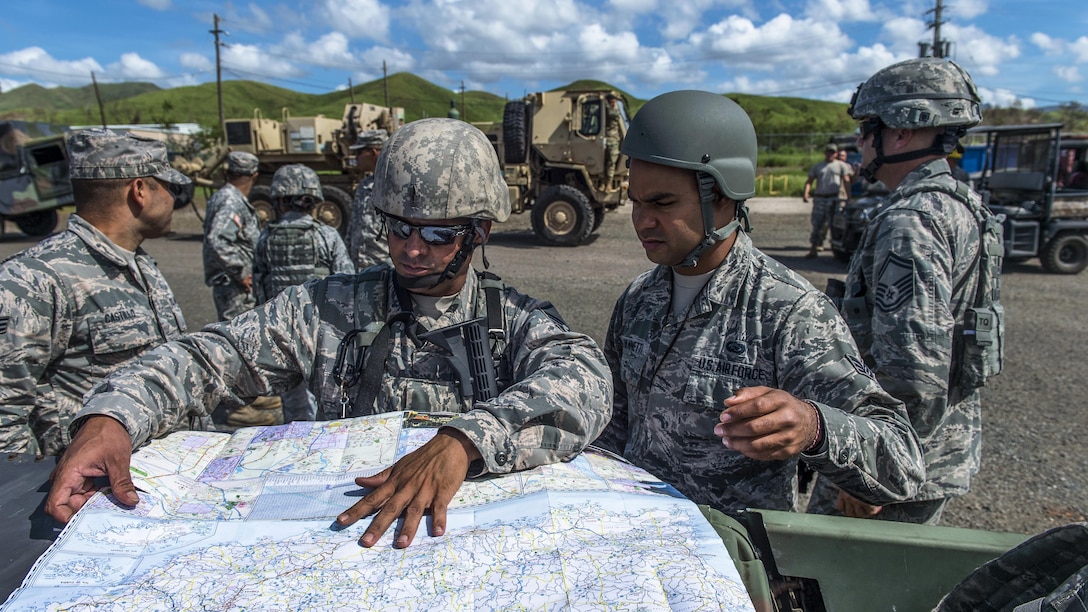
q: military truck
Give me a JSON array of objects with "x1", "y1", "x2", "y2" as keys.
[
  {"x1": 486, "y1": 89, "x2": 629, "y2": 246},
  {"x1": 0, "y1": 121, "x2": 73, "y2": 237},
  {"x1": 970, "y1": 123, "x2": 1088, "y2": 274},
  {"x1": 222, "y1": 102, "x2": 404, "y2": 235}
]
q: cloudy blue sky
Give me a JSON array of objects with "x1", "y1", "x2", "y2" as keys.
[{"x1": 1, "y1": 0, "x2": 1085, "y2": 109}]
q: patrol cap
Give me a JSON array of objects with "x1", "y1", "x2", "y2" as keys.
[
  {"x1": 226, "y1": 151, "x2": 259, "y2": 175},
  {"x1": 824, "y1": 143, "x2": 839, "y2": 153},
  {"x1": 349, "y1": 129, "x2": 389, "y2": 150},
  {"x1": 67, "y1": 128, "x2": 190, "y2": 185}
]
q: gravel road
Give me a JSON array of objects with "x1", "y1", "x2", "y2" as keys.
[{"x1": 3, "y1": 197, "x2": 1084, "y2": 537}]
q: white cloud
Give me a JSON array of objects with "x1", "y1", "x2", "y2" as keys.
[
  {"x1": 947, "y1": 0, "x2": 987, "y2": 20},
  {"x1": 943, "y1": 25, "x2": 1019, "y2": 77},
  {"x1": 179, "y1": 52, "x2": 213, "y2": 72},
  {"x1": 220, "y1": 43, "x2": 304, "y2": 80},
  {"x1": 320, "y1": 0, "x2": 391, "y2": 41},
  {"x1": 1072, "y1": 36, "x2": 1088, "y2": 63},
  {"x1": 107, "y1": 53, "x2": 166, "y2": 80},
  {"x1": 978, "y1": 86, "x2": 1035, "y2": 109},
  {"x1": 138, "y1": 0, "x2": 171, "y2": 9},
  {"x1": 278, "y1": 32, "x2": 357, "y2": 69},
  {"x1": 803, "y1": 0, "x2": 877, "y2": 23},
  {"x1": 0, "y1": 47, "x2": 103, "y2": 87},
  {"x1": 1031, "y1": 32, "x2": 1061, "y2": 54},
  {"x1": 1056, "y1": 66, "x2": 1083, "y2": 83}
]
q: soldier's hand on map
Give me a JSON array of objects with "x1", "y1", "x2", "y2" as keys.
[
  {"x1": 45, "y1": 415, "x2": 139, "y2": 523},
  {"x1": 337, "y1": 427, "x2": 482, "y2": 549},
  {"x1": 713, "y1": 386, "x2": 821, "y2": 461},
  {"x1": 836, "y1": 489, "x2": 883, "y2": 518}
]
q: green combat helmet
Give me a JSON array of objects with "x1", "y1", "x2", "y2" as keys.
[
  {"x1": 372, "y1": 118, "x2": 510, "y2": 287},
  {"x1": 270, "y1": 164, "x2": 323, "y2": 208},
  {"x1": 849, "y1": 57, "x2": 982, "y2": 180},
  {"x1": 621, "y1": 90, "x2": 756, "y2": 267}
]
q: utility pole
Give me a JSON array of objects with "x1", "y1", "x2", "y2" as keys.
[
  {"x1": 460, "y1": 81, "x2": 466, "y2": 122},
  {"x1": 383, "y1": 61, "x2": 389, "y2": 109},
  {"x1": 211, "y1": 14, "x2": 226, "y2": 140},
  {"x1": 348, "y1": 78, "x2": 355, "y2": 104},
  {"x1": 919, "y1": 0, "x2": 950, "y2": 58},
  {"x1": 91, "y1": 71, "x2": 107, "y2": 128}
]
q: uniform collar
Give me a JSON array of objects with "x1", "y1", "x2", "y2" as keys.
[{"x1": 66, "y1": 214, "x2": 146, "y2": 269}]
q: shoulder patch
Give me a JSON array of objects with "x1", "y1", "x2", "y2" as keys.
[
  {"x1": 846, "y1": 354, "x2": 876, "y2": 380},
  {"x1": 874, "y1": 252, "x2": 915, "y2": 314}
]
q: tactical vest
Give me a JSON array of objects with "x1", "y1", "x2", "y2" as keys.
[
  {"x1": 261, "y1": 220, "x2": 331, "y2": 301},
  {"x1": 894, "y1": 178, "x2": 1005, "y2": 391},
  {"x1": 315, "y1": 269, "x2": 511, "y2": 418}
]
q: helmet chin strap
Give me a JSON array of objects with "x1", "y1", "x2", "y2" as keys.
[
  {"x1": 677, "y1": 172, "x2": 749, "y2": 268},
  {"x1": 860, "y1": 125, "x2": 965, "y2": 182}
]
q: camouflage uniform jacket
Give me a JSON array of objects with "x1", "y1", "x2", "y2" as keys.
[
  {"x1": 346, "y1": 176, "x2": 391, "y2": 269},
  {"x1": 77, "y1": 267, "x2": 613, "y2": 476},
  {"x1": 842, "y1": 158, "x2": 986, "y2": 499},
  {"x1": 595, "y1": 231, "x2": 924, "y2": 513},
  {"x1": 202, "y1": 183, "x2": 259, "y2": 287},
  {"x1": 0, "y1": 214, "x2": 186, "y2": 455},
  {"x1": 253, "y1": 211, "x2": 354, "y2": 303}
]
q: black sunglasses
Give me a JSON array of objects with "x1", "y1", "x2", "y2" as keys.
[
  {"x1": 856, "y1": 117, "x2": 883, "y2": 141},
  {"x1": 157, "y1": 178, "x2": 194, "y2": 209},
  {"x1": 384, "y1": 215, "x2": 472, "y2": 246}
]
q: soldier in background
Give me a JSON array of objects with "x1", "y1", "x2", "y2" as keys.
[
  {"x1": 345, "y1": 129, "x2": 390, "y2": 270},
  {"x1": 594, "y1": 91, "x2": 923, "y2": 515},
  {"x1": 202, "y1": 151, "x2": 260, "y2": 321},
  {"x1": 808, "y1": 58, "x2": 1003, "y2": 525},
  {"x1": 201, "y1": 150, "x2": 282, "y2": 428},
  {"x1": 45, "y1": 119, "x2": 612, "y2": 552},
  {"x1": 803, "y1": 143, "x2": 854, "y2": 258},
  {"x1": 600, "y1": 93, "x2": 623, "y2": 192},
  {"x1": 253, "y1": 164, "x2": 353, "y2": 422},
  {"x1": 0, "y1": 128, "x2": 202, "y2": 455}
]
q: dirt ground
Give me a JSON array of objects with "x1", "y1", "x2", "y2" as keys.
[{"x1": 2, "y1": 196, "x2": 1085, "y2": 538}]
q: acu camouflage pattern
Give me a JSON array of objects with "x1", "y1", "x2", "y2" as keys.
[
  {"x1": 253, "y1": 210, "x2": 354, "y2": 304},
  {"x1": 225, "y1": 151, "x2": 259, "y2": 175},
  {"x1": 77, "y1": 267, "x2": 612, "y2": 476},
  {"x1": 202, "y1": 182, "x2": 259, "y2": 320},
  {"x1": 814, "y1": 158, "x2": 990, "y2": 515},
  {"x1": 66, "y1": 128, "x2": 190, "y2": 185},
  {"x1": 346, "y1": 175, "x2": 391, "y2": 269},
  {"x1": 373, "y1": 119, "x2": 511, "y2": 222},
  {"x1": 0, "y1": 215, "x2": 189, "y2": 455},
  {"x1": 849, "y1": 57, "x2": 982, "y2": 129},
  {"x1": 270, "y1": 164, "x2": 323, "y2": 201},
  {"x1": 595, "y1": 231, "x2": 924, "y2": 514}
]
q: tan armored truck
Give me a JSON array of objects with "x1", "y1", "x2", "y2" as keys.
[
  {"x1": 223, "y1": 102, "x2": 404, "y2": 235},
  {"x1": 487, "y1": 89, "x2": 630, "y2": 246}
]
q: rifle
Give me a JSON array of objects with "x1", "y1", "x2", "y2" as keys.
[{"x1": 419, "y1": 317, "x2": 499, "y2": 402}]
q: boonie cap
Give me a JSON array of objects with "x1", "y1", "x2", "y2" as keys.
[{"x1": 67, "y1": 128, "x2": 190, "y2": 185}]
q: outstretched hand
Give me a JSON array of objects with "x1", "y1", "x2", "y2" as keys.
[
  {"x1": 336, "y1": 428, "x2": 481, "y2": 548},
  {"x1": 45, "y1": 415, "x2": 139, "y2": 523},
  {"x1": 713, "y1": 386, "x2": 821, "y2": 461}
]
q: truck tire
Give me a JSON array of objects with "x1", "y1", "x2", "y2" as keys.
[
  {"x1": 591, "y1": 206, "x2": 605, "y2": 232},
  {"x1": 12, "y1": 209, "x2": 59, "y2": 237},
  {"x1": 1041, "y1": 232, "x2": 1088, "y2": 274},
  {"x1": 502, "y1": 101, "x2": 529, "y2": 165},
  {"x1": 249, "y1": 185, "x2": 276, "y2": 228},
  {"x1": 313, "y1": 185, "x2": 352, "y2": 237},
  {"x1": 531, "y1": 185, "x2": 594, "y2": 246}
]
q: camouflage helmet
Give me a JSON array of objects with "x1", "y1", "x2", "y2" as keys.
[
  {"x1": 848, "y1": 57, "x2": 982, "y2": 129},
  {"x1": 621, "y1": 90, "x2": 757, "y2": 201},
  {"x1": 372, "y1": 118, "x2": 510, "y2": 222},
  {"x1": 270, "y1": 164, "x2": 323, "y2": 201}
]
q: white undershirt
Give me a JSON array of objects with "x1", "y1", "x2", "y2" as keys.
[
  {"x1": 671, "y1": 270, "x2": 714, "y2": 316},
  {"x1": 411, "y1": 293, "x2": 457, "y2": 329}
]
